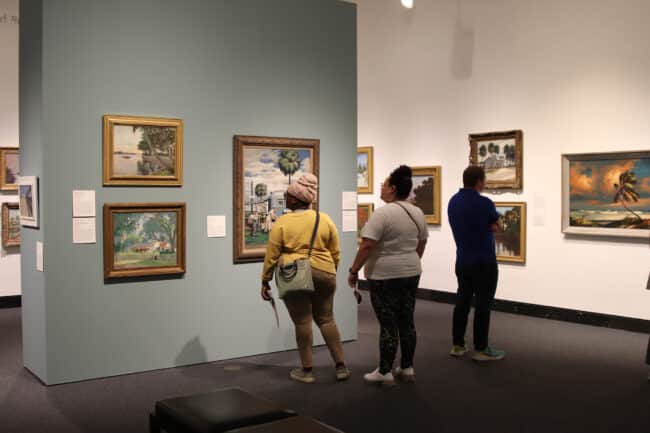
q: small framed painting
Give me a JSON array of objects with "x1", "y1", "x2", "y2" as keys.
[
  {"x1": 494, "y1": 202, "x2": 526, "y2": 263},
  {"x1": 103, "y1": 115, "x2": 183, "y2": 186},
  {"x1": 233, "y1": 135, "x2": 320, "y2": 264},
  {"x1": 408, "y1": 166, "x2": 442, "y2": 225},
  {"x1": 469, "y1": 130, "x2": 523, "y2": 190},
  {"x1": 17, "y1": 176, "x2": 39, "y2": 228},
  {"x1": 357, "y1": 203, "x2": 374, "y2": 244},
  {"x1": 103, "y1": 203, "x2": 186, "y2": 279},
  {"x1": 2, "y1": 202, "x2": 20, "y2": 248},
  {"x1": 357, "y1": 146, "x2": 374, "y2": 194},
  {"x1": 562, "y1": 151, "x2": 650, "y2": 239},
  {"x1": 0, "y1": 147, "x2": 19, "y2": 191}
]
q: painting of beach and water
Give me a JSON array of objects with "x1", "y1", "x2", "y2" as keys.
[
  {"x1": 562, "y1": 151, "x2": 650, "y2": 238},
  {"x1": 103, "y1": 115, "x2": 183, "y2": 186}
]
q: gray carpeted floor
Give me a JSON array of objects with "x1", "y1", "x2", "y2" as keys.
[{"x1": 1, "y1": 300, "x2": 648, "y2": 433}]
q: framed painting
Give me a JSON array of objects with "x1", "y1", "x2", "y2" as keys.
[
  {"x1": 17, "y1": 176, "x2": 39, "y2": 228},
  {"x1": 0, "y1": 147, "x2": 19, "y2": 191},
  {"x1": 234, "y1": 135, "x2": 320, "y2": 263},
  {"x1": 103, "y1": 115, "x2": 183, "y2": 186},
  {"x1": 494, "y1": 202, "x2": 526, "y2": 263},
  {"x1": 357, "y1": 146, "x2": 374, "y2": 194},
  {"x1": 469, "y1": 130, "x2": 523, "y2": 190},
  {"x1": 357, "y1": 203, "x2": 374, "y2": 244},
  {"x1": 562, "y1": 151, "x2": 650, "y2": 239},
  {"x1": 408, "y1": 166, "x2": 441, "y2": 225},
  {"x1": 2, "y1": 203, "x2": 20, "y2": 248},
  {"x1": 103, "y1": 203, "x2": 186, "y2": 279}
]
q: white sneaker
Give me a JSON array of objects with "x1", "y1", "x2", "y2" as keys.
[
  {"x1": 394, "y1": 367, "x2": 415, "y2": 382},
  {"x1": 363, "y1": 368, "x2": 395, "y2": 385}
]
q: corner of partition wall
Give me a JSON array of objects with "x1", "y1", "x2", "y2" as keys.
[{"x1": 19, "y1": 0, "x2": 49, "y2": 386}]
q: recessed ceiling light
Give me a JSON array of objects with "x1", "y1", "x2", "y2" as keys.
[{"x1": 401, "y1": 0, "x2": 414, "y2": 8}]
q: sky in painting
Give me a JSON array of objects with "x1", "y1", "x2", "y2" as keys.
[
  {"x1": 357, "y1": 153, "x2": 368, "y2": 168},
  {"x1": 408, "y1": 175, "x2": 432, "y2": 201},
  {"x1": 113, "y1": 126, "x2": 144, "y2": 154},
  {"x1": 570, "y1": 157, "x2": 650, "y2": 210},
  {"x1": 244, "y1": 148, "x2": 312, "y2": 197}
]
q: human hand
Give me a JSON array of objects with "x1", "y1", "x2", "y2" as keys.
[
  {"x1": 348, "y1": 271, "x2": 358, "y2": 289},
  {"x1": 353, "y1": 289, "x2": 362, "y2": 304},
  {"x1": 261, "y1": 281, "x2": 272, "y2": 301}
]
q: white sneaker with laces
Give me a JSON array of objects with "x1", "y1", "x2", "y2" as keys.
[
  {"x1": 394, "y1": 367, "x2": 415, "y2": 382},
  {"x1": 363, "y1": 368, "x2": 395, "y2": 385}
]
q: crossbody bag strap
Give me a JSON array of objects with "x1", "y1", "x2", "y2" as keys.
[
  {"x1": 394, "y1": 202, "x2": 421, "y2": 238},
  {"x1": 307, "y1": 210, "x2": 320, "y2": 257}
]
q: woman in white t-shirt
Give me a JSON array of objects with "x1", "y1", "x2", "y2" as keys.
[{"x1": 348, "y1": 165, "x2": 429, "y2": 385}]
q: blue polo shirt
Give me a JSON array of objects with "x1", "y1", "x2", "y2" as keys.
[{"x1": 448, "y1": 188, "x2": 499, "y2": 266}]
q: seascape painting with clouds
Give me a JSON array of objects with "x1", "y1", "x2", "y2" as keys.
[{"x1": 568, "y1": 154, "x2": 650, "y2": 231}]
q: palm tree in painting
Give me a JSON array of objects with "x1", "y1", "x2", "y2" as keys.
[
  {"x1": 278, "y1": 150, "x2": 302, "y2": 184},
  {"x1": 613, "y1": 170, "x2": 642, "y2": 221}
]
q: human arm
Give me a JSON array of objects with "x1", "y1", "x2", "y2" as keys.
[
  {"x1": 348, "y1": 237, "x2": 378, "y2": 288},
  {"x1": 260, "y1": 224, "x2": 283, "y2": 300},
  {"x1": 416, "y1": 239, "x2": 427, "y2": 258}
]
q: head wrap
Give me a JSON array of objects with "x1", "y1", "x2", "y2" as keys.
[{"x1": 287, "y1": 173, "x2": 318, "y2": 204}]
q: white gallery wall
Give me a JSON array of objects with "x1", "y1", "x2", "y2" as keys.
[
  {"x1": 0, "y1": 0, "x2": 20, "y2": 297},
  {"x1": 355, "y1": 0, "x2": 649, "y2": 319}
]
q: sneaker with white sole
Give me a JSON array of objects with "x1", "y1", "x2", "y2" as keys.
[
  {"x1": 394, "y1": 366, "x2": 415, "y2": 382},
  {"x1": 290, "y1": 368, "x2": 315, "y2": 383},
  {"x1": 472, "y1": 346, "x2": 505, "y2": 362},
  {"x1": 363, "y1": 368, "x2": 395, "y2": 385},
  {"x1": 450, "y1": 345, "x2": 468, "y2": 357},
  {"x1": 336, "y1": 365, "x2": 351, "y2": 381}
]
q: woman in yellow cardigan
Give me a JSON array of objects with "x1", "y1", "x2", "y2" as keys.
[{"x1": 261, "y1": 173, "x2": 349, "y2": 384}]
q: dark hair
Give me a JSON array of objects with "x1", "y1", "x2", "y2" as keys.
[
  {"x1": 389, "y1": 165, "x2": 413, "y2": 200},
  {"x1": 463, "y1": 166, "x2": 486, "y2": 188}
]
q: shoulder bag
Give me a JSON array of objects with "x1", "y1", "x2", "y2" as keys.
[
  {"x1": 394, "y1": 201, "x2": 422, "y2": 238},
  {"x1": 275, "y1": 211, "x2": 320, "y2": 299}
]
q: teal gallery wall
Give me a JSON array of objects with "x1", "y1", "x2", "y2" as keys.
[{"x1": 20, "y1": 0, "x2": 357, "y2": 385}]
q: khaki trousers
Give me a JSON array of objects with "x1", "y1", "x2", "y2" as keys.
[{"x1": 283, "y1": 268, "x2": 345, "y2": 368}]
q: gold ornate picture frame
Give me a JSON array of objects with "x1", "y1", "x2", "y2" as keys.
[
  {"x1": 494, "y1": 201, "x2": 526, "y2": 263},
  {"x1": 103, "y1": 202, "x2": 186, "y2": 279},
  {"x1": 469, "y1": 130, "x2": 523, "y2": 190},
  {"x1": 234, "y1": 135, "x2": 320, "y2": 264},
  {"x1": 0, "y1": 147, "x2": 19, "y2": 191},
  {"x1": 409, "y1": 166, "x2": 442, "y2": 225},
  {"x1": 103, "y1": 115, "x2": 183, "y2": 186},
  {"x1": 2, "y1": 202, "x2": 20, "y2": 248},
  {"x1": 357, "y1": 146, "x2": 374, "y2": 194}
]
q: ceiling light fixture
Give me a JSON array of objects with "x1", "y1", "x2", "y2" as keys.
[{"x1": 401, "y1": 0, "x2": 414, "y2": 8}]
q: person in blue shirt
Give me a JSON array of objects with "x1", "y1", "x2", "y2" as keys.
[{"x1": 447, "y1": 166, "x2": 505, "y2": 361}]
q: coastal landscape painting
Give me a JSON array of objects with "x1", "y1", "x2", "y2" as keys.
[
  {"x1": 103, "y1": 115, "x2": 183, "y2": 186},
  {"x1": 562, "y1": 151, "x2": 650, "y2": 238}
]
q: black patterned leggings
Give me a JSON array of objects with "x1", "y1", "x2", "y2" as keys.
[{"x1": 369, "y1": 275, "x2": 420, "y2": 374}]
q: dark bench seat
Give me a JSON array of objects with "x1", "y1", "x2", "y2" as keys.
[
  {"x1": 150, "y1": 388, "x2": 296, "y2": 433},
  {"x1": 224, "y1": 416, "x2": 344, "y2": 433}
]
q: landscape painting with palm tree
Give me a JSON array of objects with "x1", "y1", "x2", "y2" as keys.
[
  {"x1": 569, "y1": 157, "x2": 650, "y2": 230},
  {"x1": 242, "y1": 147, "x2": 313, "y2": 248}
]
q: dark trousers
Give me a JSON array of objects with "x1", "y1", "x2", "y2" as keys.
[
  {"x1": 453, "y1": 262, "x2": 498, "y2": 351},
  {"x1": 646, "y1": 336, "x2": 650, "y2": 365},
  {"x1": 369, "y1": 275, "x2": 420, "y2": 374}
]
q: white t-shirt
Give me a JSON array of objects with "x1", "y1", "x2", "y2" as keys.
[{"x1": 361, "y1": 201, "x2": 429, "y2": 280}]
